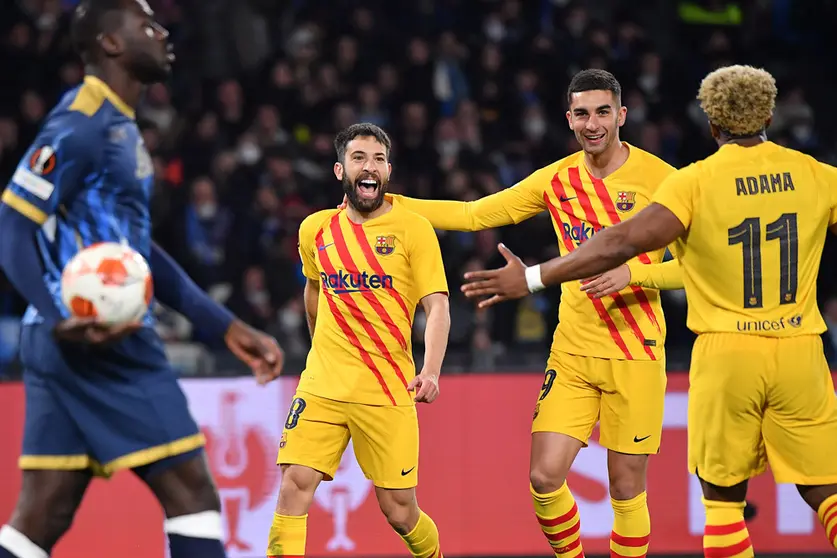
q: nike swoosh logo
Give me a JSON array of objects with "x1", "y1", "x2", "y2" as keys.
[
  {"x1": 559, "y1": 196, "x2": 576, "y2": 202},
  {"x1": 318, "y1": 242, "x2": 334, "y2": 251},
  {"x1": 401, "y1": 466, "x2": 416, "y2": 476},
  {"x1": 633, "y1": 435, "x2": 651, "y2": 443}
]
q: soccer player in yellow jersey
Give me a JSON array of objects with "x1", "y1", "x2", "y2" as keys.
[
  {"x1": 464, "y1": 64, "x2": 837, "y2": 557},
  {"x1": 266, "y1": 124, "x2": 451, "y2": 558},
  {"x1": 390, "y1": 69, "x2": 683, "y2": 558}
]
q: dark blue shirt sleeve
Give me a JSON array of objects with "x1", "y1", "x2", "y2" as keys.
[
  {"x1": 0, "y1": 111, "x2": 96, "y2": 327},
  {"x1": 0, "y1": 206, "x2": 64, "y2": 327},
  {"x1": 150, "y1": 241, "x2": 235, "y2": 341}
]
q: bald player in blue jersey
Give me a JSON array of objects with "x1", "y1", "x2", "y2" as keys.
[{"x1": 0, "y1": 1, "x2": 284, "y2": 558}]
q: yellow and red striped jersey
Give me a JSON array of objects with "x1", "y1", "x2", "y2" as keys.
[
  {"x1": 395, "y1": 144, "x2": 676, "y2": 361},
  {"x1": 297, "y1": 198, "x2": 448, "y2": 406}
]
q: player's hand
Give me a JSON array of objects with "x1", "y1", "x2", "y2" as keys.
[
  {"x1": 337, "y1": 195, "x2": 348, "y2": 210},
  {"x1": 224, "y1": 320, "x2": 284, "y2": 385},
  {"x1": 408, "y1": 370, "x2": 440, "y2": 403},
  {"x1": 53, "y1": 317, "x2": 142, "y2": 345},
  {"x1": 461, "y1": 243, "x2": 529, "y2": 309},
  {"x1": 580, "y1": 264, "x2": 631, "y2": 298}
]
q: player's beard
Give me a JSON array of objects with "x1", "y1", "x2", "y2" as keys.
[
  {"x1": 126, "y1": 49, "x2": 170, "y2": 85},
  {"x1": 343, "y1": 173, "x2": 388, "y2": 213}
]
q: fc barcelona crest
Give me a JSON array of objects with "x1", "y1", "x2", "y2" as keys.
[
  {"x1": 615, "y1": 191, "x2": 636, "y2": 213},
  {"x1": 375, "y1": 235, "x2": 396, "y2": 256}
]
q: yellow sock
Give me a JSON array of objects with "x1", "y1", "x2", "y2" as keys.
[
  {"x1": 400, "y1": 510, "x2": 442, "y2": 558},
  {"x1": 610, "y1": 492, "x2": 650, "y2": 557},
  {"x1": 531, "y1": 482, "x2": 584, "y2": 557},
  {"x1": 266, "y1": 513, "x2": 307, "y2": 557},
  {"x1": 702, "y1": 499, "x2": 753, "y2": 558},
  {"x1": 817, "y1": 493, "x2": 837, "y2": 548}
]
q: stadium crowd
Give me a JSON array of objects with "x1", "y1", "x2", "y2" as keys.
[{"x1": 1, "y1": 0, "x2": 836, "y2": 374}]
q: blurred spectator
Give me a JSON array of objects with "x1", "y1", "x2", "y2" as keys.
[{"x1": 0, "y1": 0, "x2": 835, "y2": 373}]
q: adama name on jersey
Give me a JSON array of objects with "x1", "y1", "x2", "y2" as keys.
[{"x1": 735, "y1": 172, "x2": 795, "y2": 196}]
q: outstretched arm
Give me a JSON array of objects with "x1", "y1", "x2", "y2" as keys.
[
  {"x1": 578, "y1": 257, "x2": 684, "y2": 298},
  {"x1": 628, "y1": 258, "x2": 684, "y2": 290},
  {"x1": 460, "y1": 204, "x2": 686, "y2": 308},
  {"x1": 393, "y1": 168, "x2": 548, "y2": 231}
]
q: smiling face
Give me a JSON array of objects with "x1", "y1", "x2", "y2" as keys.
[
  {"x1": 334, "y1": 135, "x2": 392, "y2": 213},
  {"x1": 566, "y1": 89, "x2": 627, "y2": 156}
]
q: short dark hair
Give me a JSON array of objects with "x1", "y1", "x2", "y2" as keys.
[
  {"x1": 334, "y1": 123, "x2": 392, "y2": 162},
  {"x1": 71, "y1": 0, "x2": 125, "y2": 63},
  {"x1": 567, "y1": 69, "x2": 622, "y2": 106}
]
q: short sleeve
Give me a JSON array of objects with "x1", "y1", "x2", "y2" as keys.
[
  {"x1": 297, "y1": 214, "x2": 324, "y2": 281},
  {"x1": 408, "y1": 217, "x2": 449, "y2": 300},
  {"x1": 651, "y1": 165, "x2": 699, "y2": 230},
  {"x1": 818, "y1": 163, "x2": 837, "y2": 226},
  {"x1": 2, "y1": 113, "x2": 95, "y2": 225}
]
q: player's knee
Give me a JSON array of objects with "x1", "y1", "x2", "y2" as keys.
[
  {"x1": 276, "y1": 465, "x2": 319, "y2": 515},
  {"x1": 608, "y1": 455, "x2": 648, "y2": 500},
  {"x1": 8, "y1": 470, "x2": 89, "y2": 552},
  {"x1": 529, "y1": 468, "x2": 566, "y2": 495},
  {"x1": 10, "y1": 496, "x2": 77, "y2": 551},
  {"x1": 376, "y1": 489, "x2": 418, "y2": 535},
  {"x1": 144, "y1": 455, "x2": 221, "y2": 518}
]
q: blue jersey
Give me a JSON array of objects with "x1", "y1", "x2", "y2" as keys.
[{"x1": 2, "y1": 76, "x2": 156, "y2": 327}]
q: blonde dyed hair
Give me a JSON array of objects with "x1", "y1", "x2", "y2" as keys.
[{"x1": 697, "y1": 65, "x2": 777, "y2": 136}]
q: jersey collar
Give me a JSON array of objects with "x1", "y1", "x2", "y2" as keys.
[{"x1": 83, "y1": 76, "x2": 136, "y2": 119}]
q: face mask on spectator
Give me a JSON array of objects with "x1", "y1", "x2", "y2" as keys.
[
  {"x1": 792, "y1": 123, "x2": 812, "y2": 143},
  {"x1": 437, "y1": 139, "x2": 460, "y2": 157},
  {"x1": 196, "y1": 202, "x2": 218, "y2": 220},
  {"x1": 237, "y1": 143, "x2": 262, "y2": 165},
  {"x1": 524, "y1": 118, "x2": 546, "y2": 139},
  {"x1": 484, "y1": 18, "x2": 505, "y2": 42},
  {"x1": 247, "y1": 289, "x2": 270, "y2": 307},
  {"x1": 280, "y1": 307, "x2": 302, "y2": 330}
]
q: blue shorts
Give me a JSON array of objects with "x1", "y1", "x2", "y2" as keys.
[{"x1": 18, "y1": 324, "x2": 204, "y2": 479}]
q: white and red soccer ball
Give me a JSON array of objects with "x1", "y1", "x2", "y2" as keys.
[{"x1": 60, "y1": 242, "x2": 153, "y2": 325}]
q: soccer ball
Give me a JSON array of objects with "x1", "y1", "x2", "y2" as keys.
[{"x1": 61, "y1": 242, "x2": 153, "y2": 325}]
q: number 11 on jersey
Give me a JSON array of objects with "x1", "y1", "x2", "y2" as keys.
[{"x1": 728, "y1": 213, "x2": 798, "y2": 309}]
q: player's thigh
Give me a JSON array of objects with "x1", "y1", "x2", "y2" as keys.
[
  {"x1": 348, "y1": 403, "x2": 418, "y2": 489},
  {"x1": 688, "y1": 333, "x2": 768, "y2": 487},
  {"x1": 599, "y1": 358, "x2": 666, "y2": 455},
  {"x1": 763, "y1": 336, "x2": 837, "y2": 485},
  {"x1": 531, "y1": 351, "x2": 601, "y2": 446},
  {"x1": 277, "y1": 391, "x2": 351, "y2": 481},
  {"x1": 8, "y1": 469, "x2": 92, "y2": 552}
]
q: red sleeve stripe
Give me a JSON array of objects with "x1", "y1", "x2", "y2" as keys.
[
  {"x1": 349, "y1": 220, "x2": 413, "y2": 329},
  {"x1": 544, "y1": 186, "x2": 633, "y2": 360},
  {"x1": 327, "y1": 217, "x2": 410, "y2": 391},
  {"x1": 316, "y1": 229, "x2": 397, "y2": 405}
]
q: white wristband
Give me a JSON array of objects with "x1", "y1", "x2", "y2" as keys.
[{"x1": 524, "y1": 265, "x2": 545, "y2": 293}]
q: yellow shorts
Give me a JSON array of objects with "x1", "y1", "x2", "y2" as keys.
[
  {"x1": 532, "y1": 350, "x2": 667, "y2": 454},
  {"x1": 689, "y1": 333, "x2": 837, "y2": 487},
  {"x1": 276, "y1": 390, "x2": 419, "y2": 489}
]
